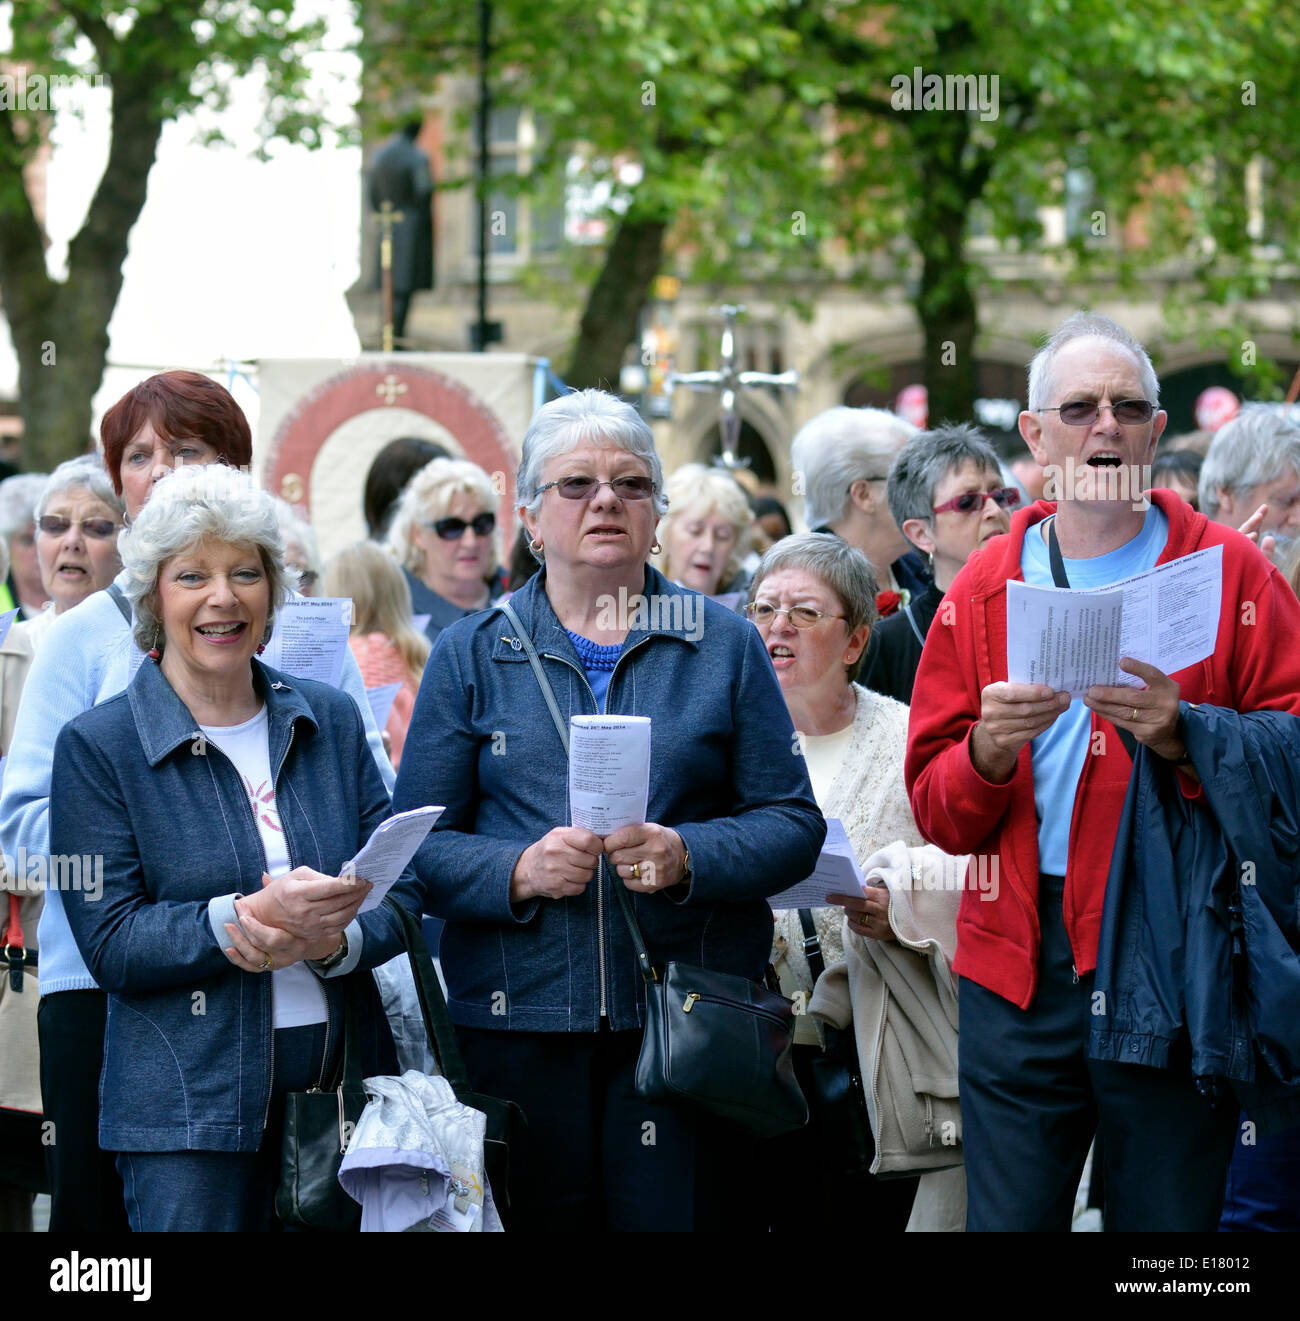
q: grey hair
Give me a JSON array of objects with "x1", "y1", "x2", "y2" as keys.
[
  {"x1": 1026, "y1": 311, "x2": 1160, "y2": 412},
  {"x1": 118, "y1": 464, "x2": 292, "y2": 654},
  {"x1": 0, "y1": 472, "x2": 49, "y2": 537},
  {"x1": 386, "y1": 456, "x2": 498, "y2": 575},
  {"x1": 36, "y1": 455, "x2": 125, "y2": 522},
  {"x1": 747, "y1": 531, "x2": 878, "y2": 682},
  {"x1": 1199, "y1": 410, "x2": 1300, "y2": 518},
  {"x1": 271, "y1": 497, "x2": 322, "y2": 586},
  {"x1": 517, "y1": 390, "x2": 667, "y2": 561},
  {"x1": 887, "y1": 424, "x2": 1004, "y2": 532},
  {"x1": 790, "y1": 407, "x2": 918, "y2": 530},
  {"x1": 654, "y1": 463, "x2": 753, "y2": 587}
]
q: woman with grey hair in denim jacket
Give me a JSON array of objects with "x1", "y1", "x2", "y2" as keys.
[
  {"x1": 51, "y1": 465, "x2": 421, "y2": 1232},
  {"x1": 392, "y1": 388, "x2": 826, "y2": 1232}
]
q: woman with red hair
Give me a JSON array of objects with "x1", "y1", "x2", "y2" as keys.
[{"x1": 0, "y1": 371, "x2": 395, "y2": 1232}]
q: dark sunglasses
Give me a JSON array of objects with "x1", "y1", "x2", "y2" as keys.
[
  {"x1": 536, "y1": 475, "x2": 656, "y2": 501},
  {"x1": 1040, "y1": 399, "x2": 1155, "y2": 426},
  {"x1": 931, "y1": 487, "x2": 1021, "y2": 516},
  {"x1": 427, "y1": 512, "x2": 496, "y2": 540},
  {"x1": 38, "y1": 515, "x2": 120, "y2": 540}
]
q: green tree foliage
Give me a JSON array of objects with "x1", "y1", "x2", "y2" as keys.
[
  {"x1": 371, "y1": 1, "x2": 1300, "y2": 418},
  {"x1": 0, "y1": 1, "x2": 333, "y2": 469}
]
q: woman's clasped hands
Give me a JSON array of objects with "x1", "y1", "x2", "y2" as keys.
[
  {"x1": 509, "y1": 823, "x2": 689, "y2": 904},
  {"x1": 223, "y1": 866, "x2": 372, "y2": 972}
]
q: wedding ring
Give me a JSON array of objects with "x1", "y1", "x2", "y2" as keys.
[
  {"x1": 1131, "y1": 706, "x2": 1140, "y2": 723},
  {"x1": 630, "y1": 862, "x2": 640, "y2": 881},
  {"x1": 261, "y1": 953, "x2": 273, "y2": 972}
]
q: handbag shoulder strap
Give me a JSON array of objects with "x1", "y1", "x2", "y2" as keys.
[
  {"x1": 381, "y1": 895, "x2": 475, "y2": 1096},
  {"x1": 797, "y1": 907, "x2": 825, "y2": 985},
  {"x1": 106, "y1": 582, "x2": 133, "y2": 626},
  {"x1": 495, "y1": 602, "x2": 657, "y2": 983}
]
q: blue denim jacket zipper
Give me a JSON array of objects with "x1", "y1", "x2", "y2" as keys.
[{"x1": 542, "y1": 635, "x2": 650, "y2": 1022}]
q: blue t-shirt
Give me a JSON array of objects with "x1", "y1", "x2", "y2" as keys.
[
  {"x1": 566, "y1": 630, "x2": 621, "y2": 710},
  {"x1": 1020, "y1": 504, "x2": 1169, "y2": 875}
]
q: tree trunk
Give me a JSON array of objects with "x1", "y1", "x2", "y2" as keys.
[
  {"x1": 564, "y1": 208, "x2": 669, "y2": 392},
  {"x1": 0, "y1": 9, "x2": 172, "y2": 468},
  {"x1": 907, "y1": 112, "x2": 979, "y2": 429}
]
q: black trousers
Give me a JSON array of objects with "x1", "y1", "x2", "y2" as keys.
[
  {"x1": 958, "y1": 874, "x2": 1237, "y2": 1231},
  {"x1": 457, "y1": 1024, "x2": 761, "y2": 1232},
  {"x1": 37, "y1": 990, "x2": 130, "y2": 1233}
]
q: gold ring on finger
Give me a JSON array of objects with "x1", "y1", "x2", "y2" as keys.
[
  {"x1": 630, "y1": 861, "x2": 640, "y2": 880},
  {"x1": 1131, "y1": 706, "x2": 1140, "y2": 723},
  {"x1": 260, "y1": 953, "x2": 273, "y2": 972}
]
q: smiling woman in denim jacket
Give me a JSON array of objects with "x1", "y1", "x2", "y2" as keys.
[
  {"x1": 392, "y1": 389, "x2": 826, "y2": 1232},
  {"x1": 50, "y1": 466, "x2": 422, "y2": 1232}
]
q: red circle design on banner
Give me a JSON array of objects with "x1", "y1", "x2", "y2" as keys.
[{"x1": 264, "y1": 362, "x2": 518, "y2": 518}]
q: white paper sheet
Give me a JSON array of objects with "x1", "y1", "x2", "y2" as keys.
[
  {"x1": 766, "y1": 817, "x2": 866, "y2": 910},
  {"x1": 261, "y1": 597, "x2": 353, "y2": 689},
  {"x1": 366, "y1": 682, "x2": 403, "y2": 731},
  {"x1": 568, "y1": 715, "x2": 651, "y2": 835},
  {"x1": 349, "y1": 805, "x2": 445, "y2": 913},
  {"x1": 1006, "y1": 545, "x2": 1223, "y2": 697}
]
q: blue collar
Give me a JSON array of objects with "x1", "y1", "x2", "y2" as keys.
[
  {"x1": 127, "y1": 656, "x2": 318, "y2": 768},
  {"x1": 504, "y1": 564, "x2": 705, "y2": 650}
]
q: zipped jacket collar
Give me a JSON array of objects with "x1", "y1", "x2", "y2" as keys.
[{"x1": 493, "y1": 563, "x2": 706, "y2": 666}]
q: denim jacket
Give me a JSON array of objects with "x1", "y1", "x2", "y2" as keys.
[
  {"x1": 51, "y1": 657, "x2": 424, "y2": 1153},
  {"x1": 391, "y1": 564, "x2": 826, "y2": 1033}
]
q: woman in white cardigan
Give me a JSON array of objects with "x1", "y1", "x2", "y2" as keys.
[{"x1": 748, "y1": 533, "x2": 927, "y2": 1228}]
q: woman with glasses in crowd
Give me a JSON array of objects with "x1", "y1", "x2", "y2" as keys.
[
  {"x1": 385, "y1": 456, "x2": 501, "y2": 645},
  {"x1": 748, "y1": 533, "x2": 942, "y2": 1228},
  {"x1": 392, "y1": 389, "x2": 825, "y2": 1232},
  {"x1": 0, "y1": 371, "x2": 392, "y2": 1234},
  {"x1": 0, "y1": 456, "x2": 124, "y2": 1231},
  {"x1": 862, "y1": 425, "x2": 1017, "y2": 704}
]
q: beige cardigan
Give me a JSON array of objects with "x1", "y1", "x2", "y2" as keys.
[{"x1": 771, "y1": 684, "x2": 925, "y2": 1019}]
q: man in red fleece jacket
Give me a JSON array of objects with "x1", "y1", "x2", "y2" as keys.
[{"x1": 906, "y1": 311, "x2": 1300, "y2": 1231}]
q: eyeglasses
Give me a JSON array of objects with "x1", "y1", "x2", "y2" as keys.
[
  {"x1": 38, "y1": 515, "x2": 121, "y2": 540},
  {"x1": 931, "y1": 487, "x2": 1022, "y2": 517},
  {"x1": 536, "y1": 475, "x2": 656, "y2": 501},
  {"x1": 426, "y1": 512, "x2": 496, "y2": 540},
  {"x1": 1040, "y1": 399, "x2": 1155, "y2": 426},
  {"x1": 745, "y1": 602, "x2": 845, "y2": 629}
]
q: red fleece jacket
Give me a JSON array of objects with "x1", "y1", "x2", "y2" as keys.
[{"x1": 905, "y1": 489, "x2": 1300, "y2": 1010}]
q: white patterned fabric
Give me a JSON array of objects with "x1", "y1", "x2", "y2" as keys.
[{"x1": 339, "y1": 1070, "x2": 503, "y2": 1232}]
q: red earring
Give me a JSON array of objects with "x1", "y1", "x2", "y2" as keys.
[{"x1": 147, "y1": 627, "x2": 161, "y2": 662}]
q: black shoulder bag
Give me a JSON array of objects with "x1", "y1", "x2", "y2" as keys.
[
  {"x1": 498, "y1": 601, "x2": 808, "y2": 1140},
  {"x1": 277, "y1": 979, "x2": 369, "y2": 1232}
]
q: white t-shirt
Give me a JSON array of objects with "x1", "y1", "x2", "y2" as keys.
[
  {"x1": 200, "y1": 706, "x2": 328, "y2": 1029},
  {"x1": 801, "y1": 721, "x2": 856, "y2": 804}
]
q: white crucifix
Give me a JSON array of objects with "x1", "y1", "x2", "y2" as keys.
[
  {"x1": 377, "y1": 373, "x2": 408, "y2": 406},
  {"x1": 670, "y1": 304, "x2": 798, "y2": 467}
]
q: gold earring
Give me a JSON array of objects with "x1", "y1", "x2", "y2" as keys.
[{"x1": 529, "y1": 537, "x2": 543, "y2": 554}]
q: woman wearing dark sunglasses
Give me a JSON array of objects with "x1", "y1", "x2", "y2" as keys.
[
  {"x1": 385, "y1": 456, "x2": 501, "y2": 645},
  {"x1": 861, "y1": 425, "x2": 1016, "y2": 704}
]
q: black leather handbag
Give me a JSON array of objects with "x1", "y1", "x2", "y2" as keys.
[
  {"x1": 276, "y1": 980, "x2": 368, "y2": 1232},
  {"x1": 620, "y1": 881, "x2": 808, "y2": 1138},
  {"x1": 498, "y1": 600, "x2": 808, "y2": 1141}
]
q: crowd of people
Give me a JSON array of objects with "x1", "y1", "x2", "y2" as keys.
[{"x1": 0, "y1": 309, "x2": 1298, "y2": 1234}]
